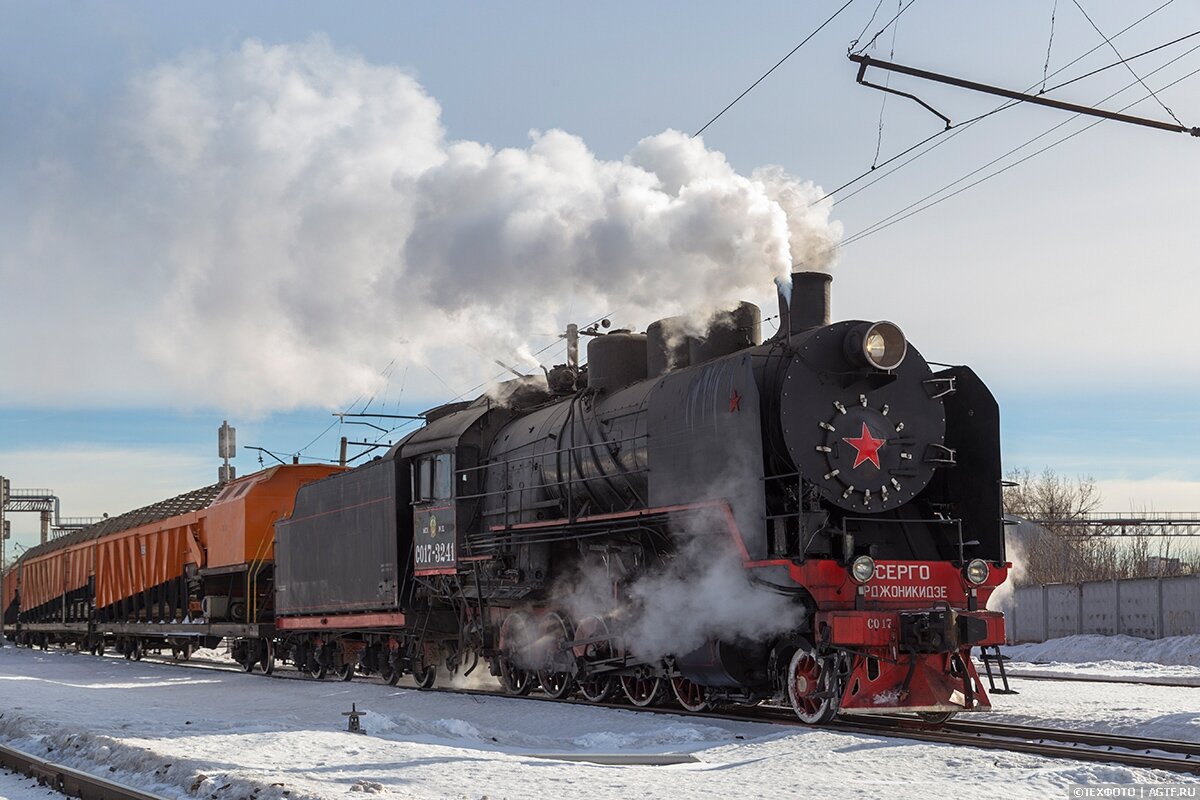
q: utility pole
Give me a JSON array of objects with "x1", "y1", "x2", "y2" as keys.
[
  {"x1": 0, "y1": 475, "x2": 9, "y2": 575},
  {"x1": 218, "y1": 421, "x2": 237, "y2": 483}
]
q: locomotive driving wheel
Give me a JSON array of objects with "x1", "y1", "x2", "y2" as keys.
[
  {"x1": 671, "y1": 676, "x2": 710, "y2": 712},
  {"x1": 621, "y1": 673, "x2": 667, "y2": 707},
  {"x1": 498, "y1": 612, "x2": 536, "y2": 696},
  {"x1": 535, "y1": 612, "x2": 577, "y2": 700},
  {"x1": 787, "y1": 642, "x2": 839, "y2": 724},
  {"x1": 573, "y1": 615, "x2": 617, "y2": 703},
  {"x1": 577, "y1": 675, "x2": 617, "y2": 702}
]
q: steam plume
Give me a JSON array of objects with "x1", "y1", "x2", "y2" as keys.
[{"x1": 10, "y1": 37, "x2": 842, "y2": 413}]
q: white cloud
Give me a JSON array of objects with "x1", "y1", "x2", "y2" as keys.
[{"x1": 1, "y1": 37, "x2": 840, "y2": 415}]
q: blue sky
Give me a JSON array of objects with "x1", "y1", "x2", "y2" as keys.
[{"x1": 2, "y1": 1, "x2": 1199, "y2": 554}]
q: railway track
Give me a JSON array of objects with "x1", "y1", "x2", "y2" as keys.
[
  {"x1": 1001, "y1": 670, "x2": 1200, "y2": 689},
  {"x1": 14, "y1": 645, "x2": 1200, "y2": 778},
  {"x1": 0, "y1": 741, "x2": 166, "y2": 800}
]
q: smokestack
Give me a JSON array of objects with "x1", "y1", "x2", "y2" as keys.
[{"x1": 787, "y1": 271, "x2": 831, "y2": 336}]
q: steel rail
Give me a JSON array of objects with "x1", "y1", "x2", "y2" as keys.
[
  {"x1": 0, "y1": 742, "x2": 167, "y2": 800},
  {"x1": 999, "y1": 670, "x2": 1200, "y2": 689}
]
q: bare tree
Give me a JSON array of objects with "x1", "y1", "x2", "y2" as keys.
[{"x1": 1001, "y1": 468, "x2": 1199, "y2": 584}]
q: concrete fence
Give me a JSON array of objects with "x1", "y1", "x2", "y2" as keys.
[{"x1": 1008, "y1": 575, "x2": 1200, "y2": 642}]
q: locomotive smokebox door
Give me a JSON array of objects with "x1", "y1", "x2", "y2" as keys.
[{"x1": 413, "y1": 452, "x2": 458, "y2": 574}]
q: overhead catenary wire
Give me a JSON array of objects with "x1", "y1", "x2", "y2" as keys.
[
  {"x1": 849, "y1": 0, "x2": 887, "y2": 53},
  {"x1": 850, "y1": 0, "x2": 919, "y2": 55},
  {"x1": 839, "y1": 47, "x2": 1200, "y2": 248},
  {"x1": 1044, "y1": 28, "x2": 1200, "y2": 95},
  {"x1": 1040, "y1": 0, "x2": 1060, "y2": 94},
  {"x1": 871, "y1": 0, "x2": 903, "y2": 167},
  {"x1": 693, "y1": 0, "x2": 857, "y2": 137},
  {"x1": 1069, "y1": 0, "x2": 1185, "y2": 126},
  {"x1": 810, "y1": 0, "x2": 1179, "y2": 209}
]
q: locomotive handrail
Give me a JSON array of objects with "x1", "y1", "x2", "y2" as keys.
[{"x1": 839, "y1": 515, "x2": 968, "y2": 563}]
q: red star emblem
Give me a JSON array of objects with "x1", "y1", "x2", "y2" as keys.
[
  {"x1": 729, "y1": 389, "x2": 741, "y2": 413},
  {"x1": 842, "y1": 422, "x2": 886, "y2": 469}
]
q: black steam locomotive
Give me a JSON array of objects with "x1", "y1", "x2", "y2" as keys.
[{"x1": 268, "y1": 270, "x2": 1009, "y2": 722}]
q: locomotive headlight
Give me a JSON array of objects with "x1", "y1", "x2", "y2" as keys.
[
  {"x1": 965, "y1": 558, "x2": 990, "y2": 586},
  {"x1": 844, "y1": 321, "x2": 907, "y2": 371},
  {"x1": 850, "y1": 555, "x2": 876, "y2": 583}
]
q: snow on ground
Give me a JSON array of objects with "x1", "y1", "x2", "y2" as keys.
[
  {"x1": 0, "y1": 645, "x2": 1194, "y2": 800},
  {"x1": 0, "y1": 768, "x2": 48, "y2": 800},
  {"x1": 1003, "y1": 635, "x2": 1200, "y2": 684}
]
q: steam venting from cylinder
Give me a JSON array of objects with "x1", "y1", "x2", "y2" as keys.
[{"x1": 778, "y1": 271, "x2": 831, "y2": 338}]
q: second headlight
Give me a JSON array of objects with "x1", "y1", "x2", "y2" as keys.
[{"x1": 965, "y1": 558, "x2": 990, "y2": 585}]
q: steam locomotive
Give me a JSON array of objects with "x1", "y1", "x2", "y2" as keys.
[{"x1": 3, "y1": 271, "x2": 1009, "y2": 723}]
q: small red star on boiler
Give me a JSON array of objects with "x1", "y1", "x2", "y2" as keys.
[
  {"x1": 842, "y1": 422, "x2": 886, "y2": 469},
  {"x1": 729, "y1": 389, "x2": 741, "y2": 412}
]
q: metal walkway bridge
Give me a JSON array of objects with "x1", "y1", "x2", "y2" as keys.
[
  {"x1": 3, "y1": 488, "x2": 103, "y2": 544},
  {"x1": 1022, "y1": 512, "x2": 1200, "y2": 537}
]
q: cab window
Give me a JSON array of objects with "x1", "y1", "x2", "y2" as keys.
[
  {"x1": 414, "y1": 453, "x2": 453, "y2": 502},
  {"x1": 417, "y1": 457, "x2": 433, "y2": 501},
  {"x1": 434, "y1": 453, "x2": 452, "y2": 500}
]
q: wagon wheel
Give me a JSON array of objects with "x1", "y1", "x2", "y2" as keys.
[
  {"x1": 535, "y1": 612, "x2": 577, "y2": 700},
  {"x1": 91, "y1": 640, "x2": 105, "y2": 657},
  {"x1": 671, "y1": 676, "x2": 711, "y2": 712},
  {"x1": 173, "y1": 642, "x2": 193, "y2": 662},
  {"x1": 260, "y1": 640, "x2": 275, "y2": 676},
  {"x1": 409, "y1": 646, "x2": 437, "y2": 689},
  {"x1": 336, "y1": 660, "x2": 355, "y2": 682},
  {"x1": 918, "y1": 711, "x2": 956, "y2": 725},
  {"x1": 306, "y1": 656, "x2": 327, "y2": 680},
  {"x1": 237, "y1": 641, "x2": 257, "y2": 673},
  {"x1": 380, "y1": 663, "x2": 402, "y2": 686},
  {"x1": 787, "y1": 642, "x2": 838, "y2": 724},
  {"x1": 405, "y1": 640, "x2": 437, "y2": 689},
  {"x1": 621, "y1": 674, "x2": 667, "y2": 707}
]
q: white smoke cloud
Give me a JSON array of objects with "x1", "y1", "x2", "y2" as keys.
[
  {"x1": 546, "y1": 525, "x2": 806, "y2": 663},
  {"x1": 622, "y1": 533, "x2": 806, "y2": 660},
  {"x1": 987, "y1": 522, "x2": 1027, "y2": 616},
  {"x1": 6, "y1": 37, "x2": 842, "y2": 414}
]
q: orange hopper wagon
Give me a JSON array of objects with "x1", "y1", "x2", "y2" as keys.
[{"x1": 7, "y1": 464, "x2": 341, "y2": 654}]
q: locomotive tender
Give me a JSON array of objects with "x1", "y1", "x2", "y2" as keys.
[{"x1": 3, "y1": 271, "x2": 1009, "y2": 723}]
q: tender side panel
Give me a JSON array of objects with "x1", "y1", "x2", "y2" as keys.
[{"x1": 275, "y1": 458, "x2": 403, "y2": 616}]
